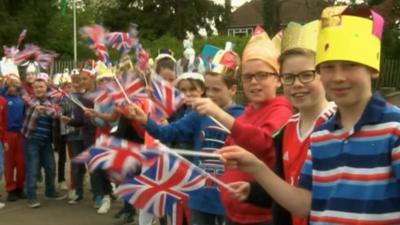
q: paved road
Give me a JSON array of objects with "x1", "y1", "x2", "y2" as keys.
[{"x1": 0, "y1": 183, "x2": 128, "y2": 225}]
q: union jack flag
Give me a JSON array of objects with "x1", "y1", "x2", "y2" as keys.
[
  {"x1": 109, "y1": 76, "x2": 147, "y2": 106},
  {"x1": 36, "y1": 51, "x2": 58, "y2": 70},
  {"x1": 3, "y1": 46, "x2": 19, "y2": 59},
  {"x1": 80, "y1": 25, "x2": 111, "y2": 64},
  {"x1": 106, "y1": 32, "x2": 137, "y2": 54},
  {"x1": 135, "y1": 43, "x2": 150, "y2": 74},
  {"x1": 14, "y1": 44, "x2": 41, "y2": 65},
  {"x1": 115, "y1": 152, "x2": 206, "y2": 225},
  {"x1": 150, "y1": 75, "x2": 185, "y2": 118},
  {"x1": 83, "y1": 135, "x2": 160, "y2": 183}
]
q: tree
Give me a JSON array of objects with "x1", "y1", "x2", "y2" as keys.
[{"x1": 101, "y1": 0, "x2": 225, "y2": 40}]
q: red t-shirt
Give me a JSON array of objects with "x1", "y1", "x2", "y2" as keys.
[{"x1": 282, "y1": 102, "x2": 336, "y2": 225}]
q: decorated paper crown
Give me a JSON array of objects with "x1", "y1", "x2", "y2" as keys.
[
  {"x1": 210, "y1": 42, "x2": 240, "y2": 75},
  {"x1": 281, "y1": 20, "x2": 320, "y2": 54},
  {"x1": 176, "y1": 72, "x2": 205, "y2": 84},
  {"x1": 316, "y1": 6, "x2": 384, "y2": 72},
  {"x1": 36, "y1": 72, "x2": 49, "y2": 83},
  {"x1": 242, "y1": 26, "x2": 281, "y2": 73},
  {"x1": 95, "y1": 61, "x2": 114, "y2": 81},
  {"x1": 0, "y1": 58, "x2": 20, "y2": 82},
  {"x1": 80, "y1": 60, "x2": 97, "y2": 77},
  {"x1": 154, "y1": 53, "x2": 176, "y2": 65},
  {"x1": 118, "y1": 54, "x2": 133, "y2": 72},
  {"x1": 53, "y1": 68, "x2": 72, "y2": 86},
  {"x1": 26, "y1": 61, "x2": 40, "y2": 74},
  {"x1": 71, "y1": 68, "x2": 80, "y2": 76}
]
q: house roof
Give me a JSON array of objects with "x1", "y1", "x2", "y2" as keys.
[{"x1": 228, "y1": 0, "x2": 263, "y2": 28}]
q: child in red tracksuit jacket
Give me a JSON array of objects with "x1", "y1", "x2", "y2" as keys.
[
  {"x1": 3, "y1": 78, "x2": 25, "y2": 202},
  {"x1": 190, "y1": 27, "x2": 293, "y2": 224},
  {"x1": 0, "y1": 95, "x2": 7, "y2": 208}
]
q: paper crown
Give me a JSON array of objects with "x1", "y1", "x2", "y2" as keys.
[
  {"x1": 53, "y1": 68, "x2": 72, "y2": 85},
  {"x1": 176, "y1": 72, "x2": 205, "y2": 84},
  {"x1": 95, "y1": 61, "x2": 114, "y2": 81},
  {"x1": 71, "y1": 68, "x2": 80, "y2": 76},
  {"x1": 155, "y1": 53, "x2": 176, "y2": 65},
  {"x1": 80, "y1": 60, "x2": 97, "y2": 77},
  {"x1": 210, "y1": 43, "x2": 240, "y2": 75},
  {"x1": 242, "y1": 26, "x2": 281, "y2": 73},
  {"x1": 281, "y1": 20, "x2": 320, "y2": 54},
  {"x1": 0, "y1": 58, "x2": 20, "y2": 81},
  {"x1": 26, "y1": 62, "x2": 39, "y2": 74},
  {"x1": 316, "y1": 6, "x2": 384, "y2": 72},
  {"x1": 118, "y1": 54, "x2": 133, "y2": 72},
  {"x1": 36, "y1": 72, "x2": 49, "y2": 83}
]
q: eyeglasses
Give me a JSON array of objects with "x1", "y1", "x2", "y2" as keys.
[
  {"x1": 280, "y1": 70, "x2": 316, "y2": 86},
  {"x1": 241, "y1": 71, "x2": 278, "y2": 83}
]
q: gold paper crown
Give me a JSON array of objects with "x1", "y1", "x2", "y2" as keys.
[
  {"x1": 281, "y1": 20, "x2": 320, "y2": 54},
  {"x1": 95, "y1": 61, "x2": 114, "y2": 81},
  {"x1": 242, "y1": 26, "x2": 281, "y2": 73},
  {"x1": 316, "y1": 6, "x2": 384, "y2": 72}
]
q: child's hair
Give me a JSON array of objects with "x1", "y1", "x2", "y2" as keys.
[
  {"x1": 156, "y1": 58, "x2": 176, "y2": 74},
  {"x1": 278, "y1": 48, "x2": 316, "y2": 73},
  {"x1": 177, "y1": 78, "x2": 206, "y2": 97},
  {"x1": 205, "y1": 71, "x2": 238, "y2": 89}
]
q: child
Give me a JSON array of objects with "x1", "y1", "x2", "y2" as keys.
[
  {"x1": 227, "y1": 20, "x2": 336, "y2": 225},
  {"x1": 190, "y1": 27, "x2": 293, "y2": 225},
  {"x1": 53, "y1": 69, "x2": 73, "y2": 191},
  {"x1": 22, "y1": 73, "x2": 66, "y2": 208},
  {"x1": 126, "y1": 49, "x2": 244, "y2": 225},
  {"x1": 3, "y1": 76, "x2": 25, "y2": 202},
  {"x1": 219, "y1": 6, "x2": 400, "y2": 225},
  {"x1": 155, "y1": 53, "x2": 177, "y2": 84}
]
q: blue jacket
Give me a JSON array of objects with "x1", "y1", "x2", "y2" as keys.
[
  {"x1": 145, "y1": 103, "x2": 244, "y2": 215},
  {"x1": 4, "y1": 94, "x2": 24, "y2": 132}
]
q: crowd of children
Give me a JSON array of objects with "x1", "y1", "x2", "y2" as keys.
[{"x1": 0, "y1": 5, "x2": 398, "y2": 225}]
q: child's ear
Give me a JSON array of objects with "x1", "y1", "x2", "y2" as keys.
[
  {"x1": 371, "y1": 72, "x2": 379, "y2": 80},
  {"x1": 230, "y1": 84, "x2": 238, "y2": 96}
]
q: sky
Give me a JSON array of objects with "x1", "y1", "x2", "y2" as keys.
[{"x1": 213, "y1": 0, "x2": 250, "y2": 8}]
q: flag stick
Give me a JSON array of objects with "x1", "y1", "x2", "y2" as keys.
[
  {"x1": 113, "y1": 75, "x2": 132, "y2": 104},
  {"x1": 208, "y1": 116, "x2": 231, "y2": 134},
  {"x1": 170, "y1": 148, "x2": 221, "y2": 159}
]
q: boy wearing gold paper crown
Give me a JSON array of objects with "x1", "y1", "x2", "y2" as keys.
[
  {"x1": 218, "y1": 6, "x2": 400, "y2": 224},
  {"x1": 189, "y1": 27, "x2": 292, "y2": 224},
  {"x1": 225, "y1": 20, "x2": 336, "y2": 225}
]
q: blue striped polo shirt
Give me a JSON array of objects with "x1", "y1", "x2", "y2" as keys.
[{"x1": 299, "y1": 93, "x2": 400, "y2": 225}]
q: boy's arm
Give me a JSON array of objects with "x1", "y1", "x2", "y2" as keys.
[
  {"x1": 220, "y1": 145, "x2": 312, "y2": 217},
  {"x1": 253, "y1": 161, "x2": 312, "y2": 217}
]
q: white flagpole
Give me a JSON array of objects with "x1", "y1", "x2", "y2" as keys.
[{"x1": 73, "y1": 0, "x2": 77, "y2": 67}]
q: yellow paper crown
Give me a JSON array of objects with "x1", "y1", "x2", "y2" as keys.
[
  {"x1": 211, "y1": 49, "x2": 240, "y2": 75},
  {"x1": 95, "y1": 61, "x2": 114, "y2": 81},
  {"x1": 242, "y1": 26, "x2": 281, "y2": 73},
  {"x1": 316, "y1": 6, "x2": 384, "y2": 72},
  {"x1": 281, "y1": 20, "x2": 320, "y2": 54}
]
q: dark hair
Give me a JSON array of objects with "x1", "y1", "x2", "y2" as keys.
[
  {"x1": 177, "y1": 78, "x2": 206, "y2": 97},
  {"x1": 156, "y1": 58, "x2": 176, "y2": 74},
  {"x1": 205, "y1": 71, "x2": 238, "y2": 88},
  {"x1": 278, "y1": 48, "x2": 315, "y2": 73}
]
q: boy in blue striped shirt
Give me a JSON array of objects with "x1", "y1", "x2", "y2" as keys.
[{"x1": 219, "y1": 6, "x2": 400, "y2": 225}]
